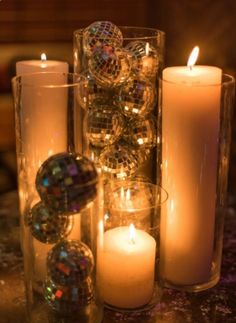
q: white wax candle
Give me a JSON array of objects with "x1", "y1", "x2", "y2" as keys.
[
  {"x1": 16, "y1": 56, "x2": 68, "y2": 75},
  {"x1": 160, "y1": 50, "x2": 222, "y2": 285},
  {"x1": 97, "y1": 225, "x2": 156, "y2": 308},
  {"x1": 16, "y1": 55, "x2": 69, "y2": 186}
]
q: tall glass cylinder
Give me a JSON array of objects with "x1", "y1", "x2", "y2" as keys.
[
  {"x1": 160, "y1": 73, "x2": 235, "y2": 291},
  {"x1": 73, "y1": 24, "x2": 165, "y2": 184},
  {"x1": 12, "y1": 72, "x2": 103, "y2": 323}
]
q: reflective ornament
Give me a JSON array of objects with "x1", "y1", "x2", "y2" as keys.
[
  {"x1": 83, "y1": 21, "x2": 123, "y2": 57},
  {"x1": 30, "y1": 201, "x2": 72, "y2": 244},
  {"x1": 47, "y1": 240, "x2": 94, "y2": 286},
  {"x1": 44, "y1": 278, "x2": 94, "y2": 313},
  {"x1": 99, "y1": 144, "x2": 138, "y2": 179},
  {"x1": 36, "y1": 153, "x2": 98, "y2": 214},
  {"x1": 77, "y1": 71, "x2": 112, "y2": 109},
  {"x1": 129, "y1": 146, "x2": 151, "y2": 164},
  {"x1": 84, "y1": 106, "x2": 124, "y2": 147},
  {"x1": 88, "y1": 45, "x2": 131, "y2": 88},
  {"x1": 114, "y1": 77, "x2": 156, "y2": 117},
  {"x1": 125, "y1": 40, "x2": 159, "y2": 79},
  {"x1": 124, "y1": 115, "x2": 157, "y2": 148}
]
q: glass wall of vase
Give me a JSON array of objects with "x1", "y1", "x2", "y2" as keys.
[
  {"x1": 12, "y1": 72, "x2": 103, "y2": 323},
  {"x1": 73, "y1": 22, "x2": 165, "y2": 184},
  {"x1": 99, "y1": 180, "x2": 168, "y2": 315}
]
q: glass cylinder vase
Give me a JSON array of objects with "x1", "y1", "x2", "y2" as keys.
[
  {"x1": 97, "y1": 180, "x2": 168, "y2": 318},
  {"x1": 159, "y1": 73, "x2": 235, "y2": 292},
  {"x1": 12, "y1": 72, "x2": 104, "y2": 323},
  {"x1": 73, "y1": 24, "x2": 165, "y2": 184}
]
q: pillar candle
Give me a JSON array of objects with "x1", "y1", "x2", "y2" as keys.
[
  {"x1": 97, "y1": 225, "x2": 156, "y2": 308},
  {"x1": 160, "y1": 47, "x2": 222, "y2": 285},
  {"x1": 16, "y1": 54, "x2": 69, "y2": 186},
  {"x1": 16, "y1": 53, "x2": 68, "y2": 75}
]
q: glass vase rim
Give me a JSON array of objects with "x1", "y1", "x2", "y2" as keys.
[
  {"x1": 106, "y1": 180, "x2": 168, "y2": 211},
  {"x1": 11, "y1": 72, "x2": 82, "y2": 89},
  {"x1": 159, "y1": 72, "x2": 235, "y2": 87},
  {"x1": 73, "y1": 25, "x2": 165, "y2": 41}
]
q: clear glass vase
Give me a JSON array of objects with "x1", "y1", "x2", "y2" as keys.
[
  {"x1": 97, "y1": 180, "x2": 168, "y2": 318},
  {"x1": 73, "y1": 24, "x2": 165, "y2": 184},
  {"x1": 159, "y1": 73, "x2": 235, "y2": 292},
  {"x1": 12, "y1": 72, "x2": 104, "y2": 322}
]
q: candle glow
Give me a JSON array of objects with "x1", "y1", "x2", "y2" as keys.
[{"x1": 187, "y1": 46, "x2": 199, "y2": 69}]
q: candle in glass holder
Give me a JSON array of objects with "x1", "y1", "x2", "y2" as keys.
[
  {"x1": 97, "y1": 224, "x2": 156, "y2": 308},
  {"x1": 160, "y1": 47, "x2": 222, "y2": 286},
  {"x1": 16, "y1": 56, "x2": 71, "y2": 284}
]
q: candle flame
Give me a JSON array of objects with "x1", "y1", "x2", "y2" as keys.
[
  {"x1": 41, "y1": 53, "x2": 47, "y2": 68},
  {"x1": 187, "y1": 46, "x2": 199, "y2": 70},
  {"x1": 41, "y1": 53, "x2": 47, "y2": 62},
  {"x1": 129, "y1": 223, "x2": 135, "y2": 244}
]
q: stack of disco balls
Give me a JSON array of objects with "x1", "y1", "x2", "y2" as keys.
[
  {"x1": 28, "y1": 152, "x2": 98, "y2": 315},
  {"x1": 76, "y1": 21, "x2": 160, "y2": 180}
]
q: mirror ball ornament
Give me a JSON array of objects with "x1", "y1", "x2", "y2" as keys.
[
  {"x1": 113, "y1": 77, "x2": 156, "y2": 117},
  {"x1": 123, "y1": 115, "x2": 157, "y2": 149},
  {"x1": 125, "y1": 40, "x2": 159, "y2": 80},
  {"x1": 88, "y1": 45, "x2": 131, "y2": 88},
  {"x1": 83, "y1": 21, "x2": 123, "y2": 57},
  {"x1": 44, "y1": 278, "x2": 94, "y2": 313},
  {"x1": 99, "y1": 143, "x2": 138, "y2": 179},
  {"x1": 129, "y1": 146, "x2": 151, "y2": 165},
  {"x1": 84, "y1": 106, "x2": 124, "y2": 147},
  {"x1": 29, "y1": 201, "x2": 72, "y2": 244},
  {"x1": 36, "y1": 152, "x2": 98, "y2": 214},
  {"x1": 77, "y1": 71, "x2": 113, "y2": 109},
  {"x1": 47, "y1": 240, "x2": 94, "y2": 286}
]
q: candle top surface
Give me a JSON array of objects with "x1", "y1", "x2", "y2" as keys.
[
  {"x1": 17, "y1": 60, "x2": 68, "y2": 66},
  {"x1": 16, "y1": 60, "x2": 69, "y2": 75},
  {"x1": 163, "y1": 65, "x2": 222, "y2": 85},
  {"x1": 104, "y1": 226, "x2": 156, "y2": 254}
]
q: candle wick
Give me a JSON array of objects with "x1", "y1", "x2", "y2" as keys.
[{"x1": 189, "y1": 65, "x2": 193, "y2": 71}]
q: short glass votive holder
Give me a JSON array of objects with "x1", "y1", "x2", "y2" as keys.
[
  {"x1": 97, "y1": 180, "x2": 168, "y2": 317},
  {"x1": 159, "y1": 73, "x2": 235, "y2": 292},
  {"x1": 12, "y1": 72, "x2": 103, "y2": 323},
  {"x1": 73, "y1": 24, "x2": 165, "y2": 184}
]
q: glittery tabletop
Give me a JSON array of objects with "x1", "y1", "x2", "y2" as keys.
[{"x1": 0, "y1": 191, "x2": 235, "y2": 323}]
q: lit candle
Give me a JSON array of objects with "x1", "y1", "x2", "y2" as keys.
[
  {"x1": 97, "y1": 224, "x2": 156, "y2": 308},
  {"x1": 16, "y1": 53, "x2": 68, "y2": 74},
  {"x1": 160, "y1": 47, "x2": 222, "y2": 285},
  {"x1": 16, "y1": 54, "x2": 69, "y2": 187}
]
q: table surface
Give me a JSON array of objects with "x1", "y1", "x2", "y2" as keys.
[{"x1": 0, "y1": 191, "x2": 236, "y2": 323}]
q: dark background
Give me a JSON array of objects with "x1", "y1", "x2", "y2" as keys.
[{"x1": 0, "y1": 0, "x2": 235, "y2": 195}]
